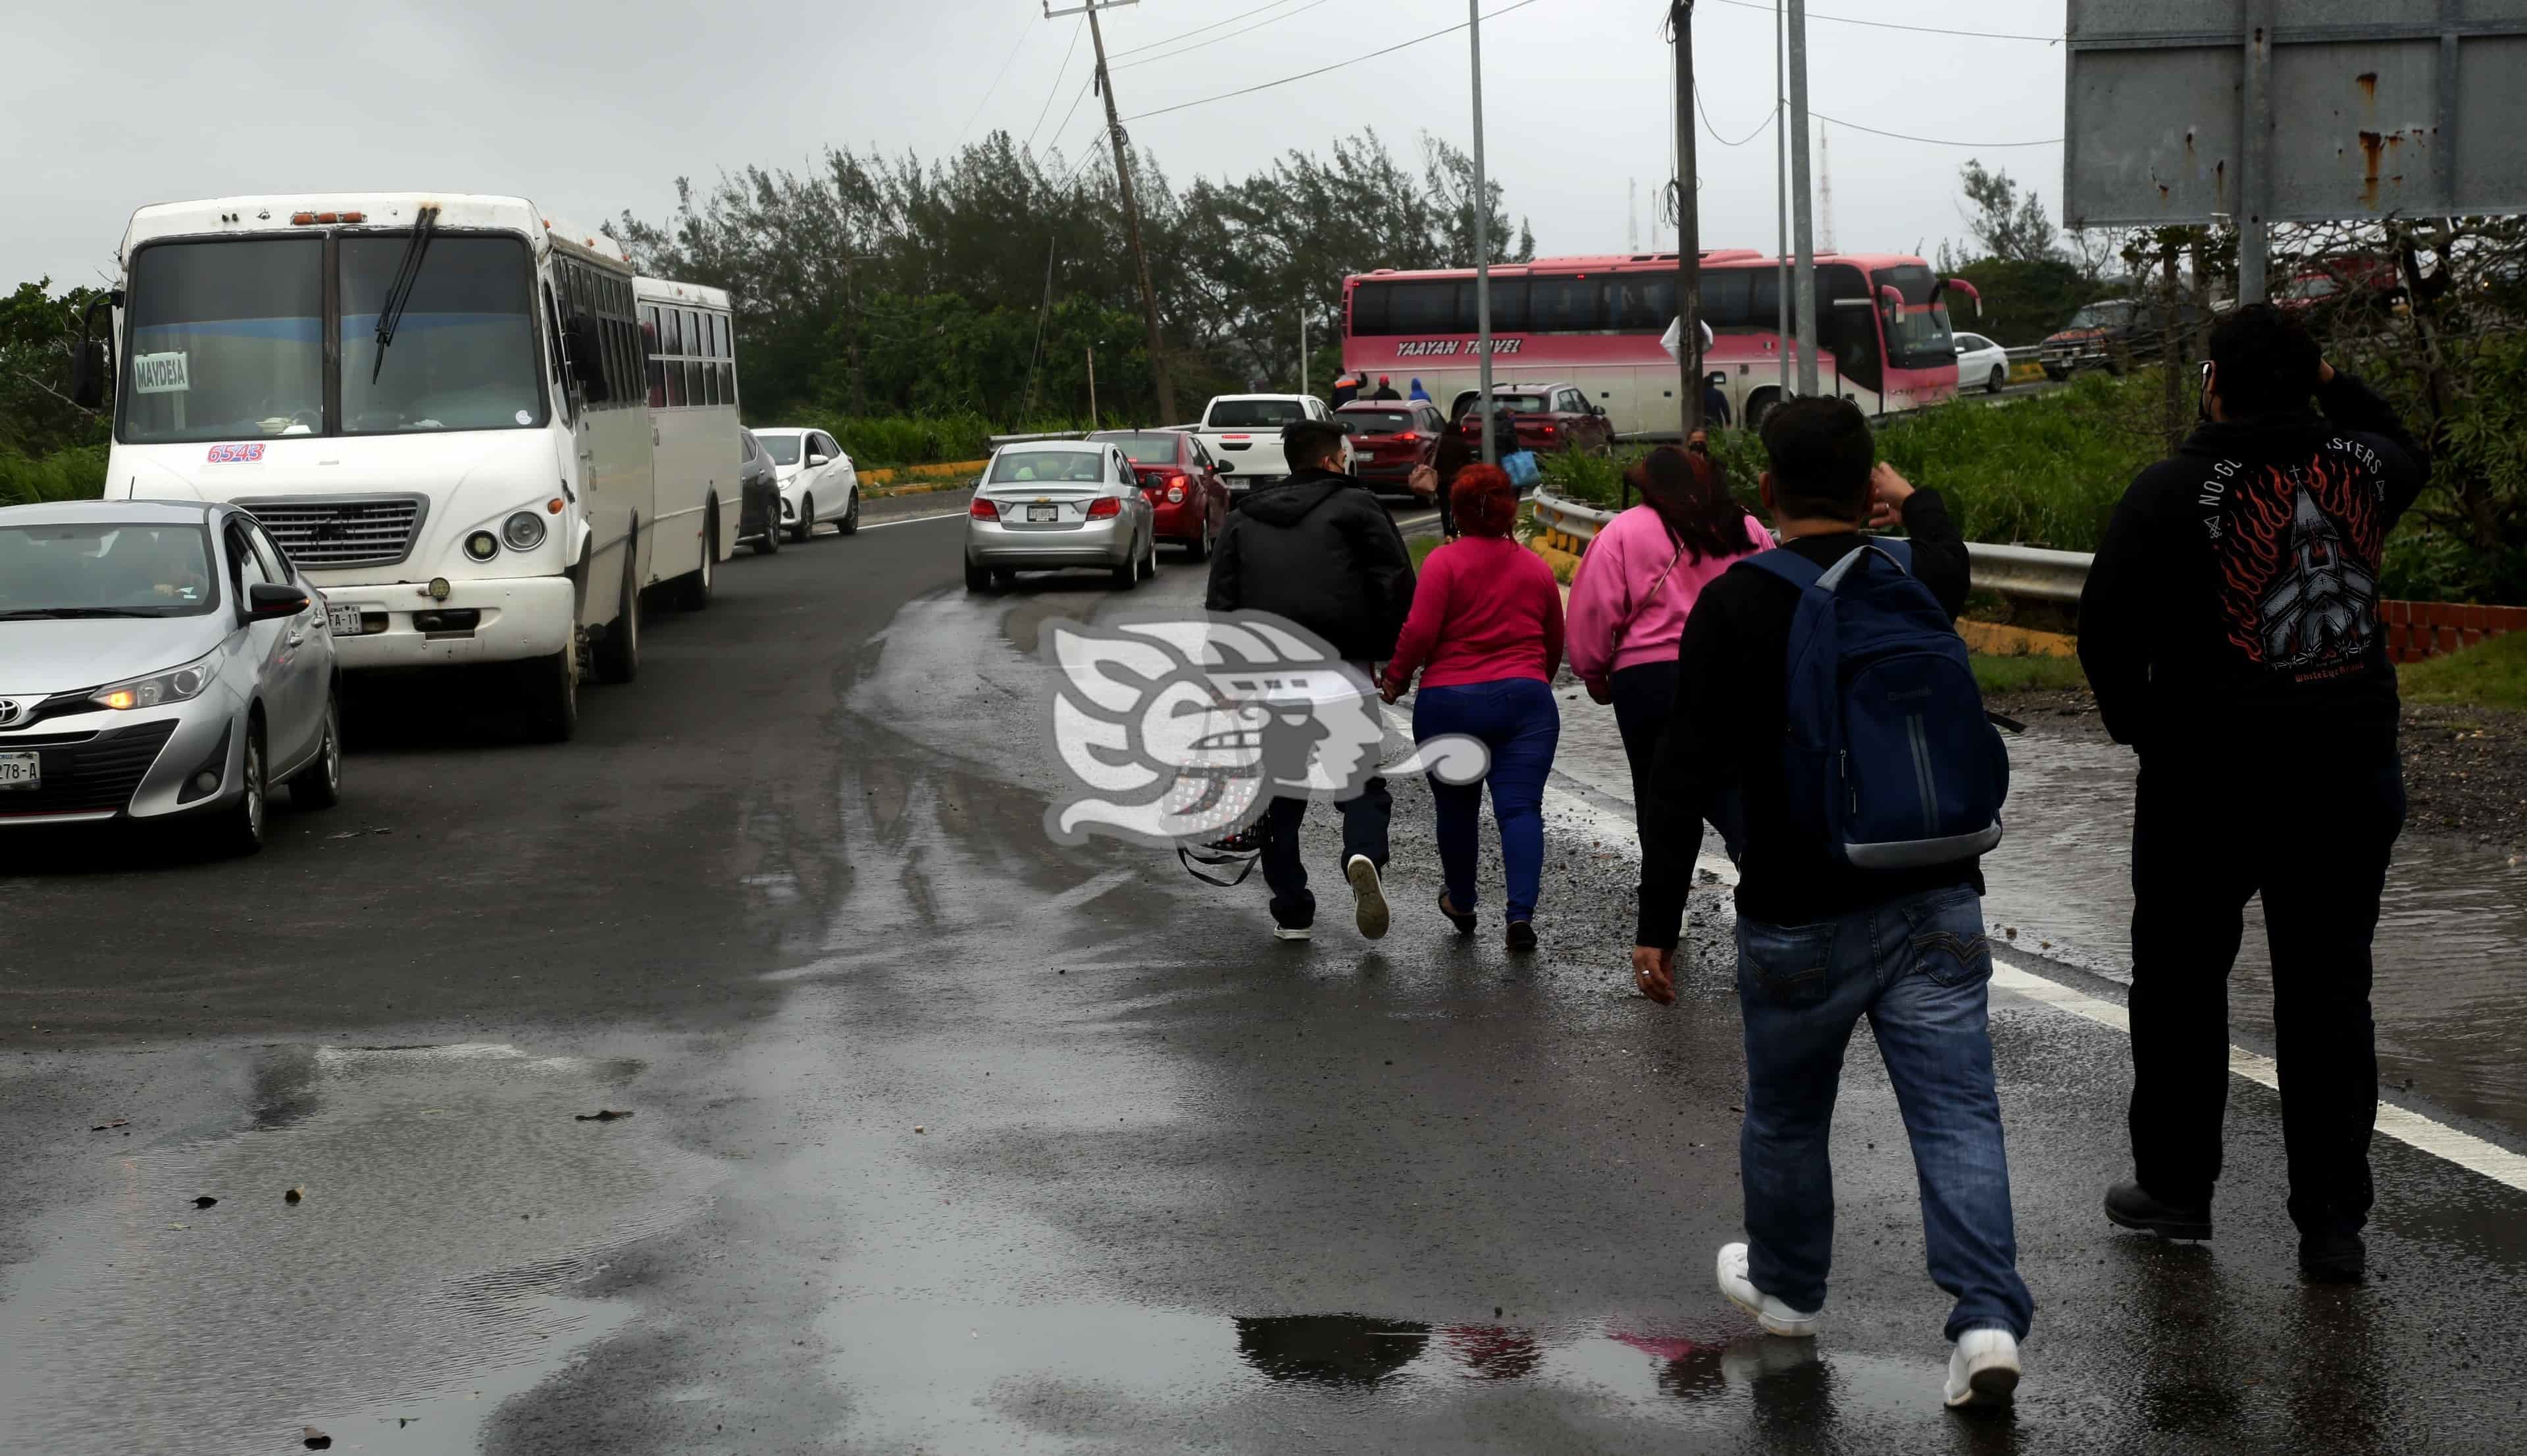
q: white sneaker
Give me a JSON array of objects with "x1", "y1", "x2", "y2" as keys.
[
  {"x1": 1346, "y1": 855, "x2": 1389, "y2": 940},
  {"x1": 1273, "y1": 924, "x2": 1312, "y2": 941},
  {"x1": 1715, "y1": 1243, "x2": 1820, "y2": 1338},
  {"x1": 1943, "y1": 1327, "x2": 2022, "y2": 1409}
]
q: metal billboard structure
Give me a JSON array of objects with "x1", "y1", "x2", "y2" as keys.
[{"x1": 2064, "y1": 0, "x2": 2527, "y2": 300}]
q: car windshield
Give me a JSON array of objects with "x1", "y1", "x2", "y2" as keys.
[
  {"x1": 2066, "y1": 302, "x2": 2133, "y2": 330},
  {"x1": 1207, "y1": 399, "x2": 1307, "y2": 428},
  {"x1": 0, "y1": 522, "x2": 219, "y2": 616},
  {"x1": 1104, "y1": 436, "x2": 1183, "y2": 464},
  {"x1": 1342, "y1": 410, "x2": 1416, "y2": 434},
  {"x1": 757, "y1": 434, "x2": 804, "y2": 465},
  {"x1": 340, "y1": 236, "x2": 544, "y2": 435},
  {"x1": 990, "y1": 451, "x2": 1108, "y2": 484}
]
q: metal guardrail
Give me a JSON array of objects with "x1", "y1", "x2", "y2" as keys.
[
  {"x1": 984, "y1": 424, "x2": 1202, "y2": 449},
  {"x1": 1528, "y1": 488, "x2": 2095, "y2": 605}
]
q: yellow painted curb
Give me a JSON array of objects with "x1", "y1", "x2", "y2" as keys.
[
  {"x1": 867, "y1": 477, "x2": 974, "y2": 499},
  {"x1": 2008, "y1": 360, "x2": 2049, "y2": 384},
  {"x1": 1960, "y1": 620, "x2": 2078, "y2": 658},
  {"x1": 860, "y1": 458, "x2": 988, "y2": 486},
  {"x1": 1529, "y1": 536, "x2": 1583, "y2": 586}
]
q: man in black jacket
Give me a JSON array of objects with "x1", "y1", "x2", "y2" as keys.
[
  {"x1": 1633, "y1": 397, "x2": 2032, "y2": 1409},
  {"x1": 1207, "y1": 418, "x2": 1417, "y2": 941},
  {"x1": 2079, "y1": 304, "x2": 2429, "y2": 1282}
]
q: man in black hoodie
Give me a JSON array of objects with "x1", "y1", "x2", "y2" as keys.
[
  {"x1": 2078, "y1": 304, "x2": 2430, "y2": 1282},
  {"x1": 1207, "y1": 418, "x2": 1417, "y2": 941}
]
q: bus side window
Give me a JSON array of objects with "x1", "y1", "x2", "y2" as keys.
[{"x1": 543, "y1": 281, "x2": 572, "y2": 420}]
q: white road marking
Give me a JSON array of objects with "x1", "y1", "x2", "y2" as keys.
[
  {"x1": 859, "y1": 509, "x2": 971, "y2": 529},
  {"x1": 1541, "y1": 784, "x2": 2527, "y2": 1193}
]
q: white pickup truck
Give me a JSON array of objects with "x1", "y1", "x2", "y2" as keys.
[{"x1": 1191, "y1": 393, "x2": 1354, "y2": 496}]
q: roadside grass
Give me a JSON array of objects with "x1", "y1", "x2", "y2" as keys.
[
  {"x1": 0, "y1": 445, "x2": 106, "y2": 507},
  {"x1": 1972, "y1": 652, "x2": 2090, "y2": 697},
  {"x1": 2399, "y1": 631, "x2": 2527, "y2": 711},
  {"x1": 1410, "y1": 534, "x2": 1444, "y2": 570}
]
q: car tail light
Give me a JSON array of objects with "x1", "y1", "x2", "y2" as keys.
[
  {"x1": 1396, "y1": 431, "x2": 1419, "y2": 443},
  {"x1": 1165, "y1": 474, "x2": 1187, "y2": 503},
  {"x1": 969, "y1": 497, "x2": 999, "y2": 520},
  {"x1": 1086, "y1": 497, "x2": 1122, "y2": 519},
  {"x1": 1539, "y1": 422, "x2": 1558, "y2": 436}
]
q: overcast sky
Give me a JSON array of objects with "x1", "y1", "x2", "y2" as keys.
[{"x1": 5, "y1": 0, "x2": 2070, "y2": 291}]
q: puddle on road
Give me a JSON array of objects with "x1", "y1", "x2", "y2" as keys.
[
  {"x1": 1991, "y1": 735, "x2": 2527, "y2": 1132},
  {"x1": 0, "y1": 1043, "x2": 719, "y2": 1454}
]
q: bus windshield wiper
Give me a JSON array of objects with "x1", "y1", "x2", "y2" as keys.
[{"x1": 370, "y1": 204, "x2": 442, "y2": 384}]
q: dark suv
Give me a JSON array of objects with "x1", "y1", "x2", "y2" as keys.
[
  {"x1": 1450, "y1": 382, "x2": 1614, "y2": 454},
  {"x1": 2039, "y1": 299, "x2": 2207, "y2": 380},
  {"x1": 1337, "y1": 400, "x2": 1448, "y2": 496}
]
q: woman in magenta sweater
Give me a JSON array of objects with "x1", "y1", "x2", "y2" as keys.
[
  {"x1": 1379, "y1": 466, "x2": 1566, "y2": 951},
  {"x1": 1564, "y1": 443, "x2": 1769, "y2": 817}
]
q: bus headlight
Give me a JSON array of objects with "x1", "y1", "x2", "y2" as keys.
[
  {"x1": 502, "y1": 510, "x2": 548, "y2": 551},
  {"x1": 464, "y1": 531, "x2": 500, "y2": 561}
]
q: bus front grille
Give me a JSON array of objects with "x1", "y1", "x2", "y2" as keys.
[{"x1": 236, "y1": 495, "x2": 430, "y2": 569}]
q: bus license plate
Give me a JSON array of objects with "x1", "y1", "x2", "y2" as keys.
[
  {"x1": 326, "y1": 604, "x2": 367, "y2": 636},
  {"x1": 1028, "y1": 504, "x2": 1057, "y2": 522},
  {"x1": 0, "y1": 753, "x2": 38, "y2": 790}
]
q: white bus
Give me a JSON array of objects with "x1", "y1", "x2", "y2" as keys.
[
  {"x1": 88, "y1": 193, "x2": 722, "y2": 740},
  {"x1": 636, "y1": 276, "x2": 742, "y2": 600}
]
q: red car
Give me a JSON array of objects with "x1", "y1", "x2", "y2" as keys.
[
  {"x1": 1090, "y1": 430, "x2": 1231, "y2": 559},
  {"x1": 1337, "y1": 400, "x2": 1448, "y2": 497},
  {"x1": 1450, "y1": 382, "x2": 1614, "y2": 455}
]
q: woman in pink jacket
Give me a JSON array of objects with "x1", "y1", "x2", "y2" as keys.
[{"x1": 1565, "y1": 443, "x2": 1770, "y2": 816}]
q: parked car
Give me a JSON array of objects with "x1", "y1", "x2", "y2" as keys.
[
  {"x1": 1450, "y1": 383, "x2": 1614, "y2": 455},
  {"x1": 965, "y1": 440, "x2": 1159, "y2": 593},
  {"x1": 1953, "y1": 332, "x2": 2010, "y2": 394},
  {"x1": 1089, "y1": 430, "x2": 1230, "y2": 560},
  {"x1": 0, "y1": 499, "x2": 341, "y2": 853},
  {"x1": 751, "y1": 426, "x2": 862, "y2": 542},
  {"x1": 1336, "y1": 400, "x2": 1448, "y2": 497},
  {"x1": 1190, "y1": 393, "x2": 1352, "y2": 498},
  {"x1": 736, "y1": 430, "x2": 784, "y2": 556}
]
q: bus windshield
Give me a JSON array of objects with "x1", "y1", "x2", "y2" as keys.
[
  {"x1": 1872, "y1": 264, "x2": 1956, "y2": 371},
  {"x1": 118, "y1": 233, "x2": 547, "y2": 445}
]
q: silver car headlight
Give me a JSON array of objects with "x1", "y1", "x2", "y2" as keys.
[{"x1": 90, "y1": 648, "x2": 220, "y2": 711}]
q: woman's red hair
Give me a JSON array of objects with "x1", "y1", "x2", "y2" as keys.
[{"x1": 1451, "y1": 464, "x2": 1519, "y2": 537}]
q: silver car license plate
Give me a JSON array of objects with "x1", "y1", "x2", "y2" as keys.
[
  {"x1": 326, "y1": 604, "x2": 367, "y2": 636},
  {"x1": 0, "y1": 752, "x2": 38, "y2": 790},
  {"x1": 1028, "y1": 503, "x2": 1057, "y2": 522}
]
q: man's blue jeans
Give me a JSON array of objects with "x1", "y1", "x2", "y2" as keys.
[
  {"x1": 1735, "y1": 885, "x2": 2035, "y2": 1342},
  {"x1": 1411, "y1": 677, "x2": 1560, "y2": 924}
]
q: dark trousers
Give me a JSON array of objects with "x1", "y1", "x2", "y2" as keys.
[
  {"x1": 1262, "y1": 780, "x2": 1391, "y2": 930},
  {"x1": 1609, "y1": 660, "x2": 1679, "y2": 818},
  {"x1": 2126, "y1": 749, "x2": 2405, "y2": 1234},
  {"x1": 1412, "y1": 678, "x2": 1561, "y2": 922}
]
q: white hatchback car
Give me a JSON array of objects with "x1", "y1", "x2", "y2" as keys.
[
  {"x1": 963, "y1": 441, "x2": 1158, "y2": 593},
  {"x1": 1953, "y1": 332, "x2": 2011, "y2": 395},
  {"x1": 751, "y1": 427, "x2": 861, "y2": 541}
]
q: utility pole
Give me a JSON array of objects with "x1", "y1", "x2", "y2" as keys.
[
  {"x1": 1787, "y1": 0, "x2": 1820, "y2": 397},
  {"x1": 1673, "y1": 1, "x2": 1701, "y2": 439},
  {"x1": 2237, "y1": 0, "x2": 2274, "y2": 303},
  {"x1": 1087, "y1": 344, "x2": 1098, "y2": 424},
  {"x1": 1300, "y1": 311, "x2": 1308, "y2": 396},
  {"x1": 1774, "y1": 0, "x2": 1790, "y2": 405},
  {"x1": 1468, "y1": 0, "x2": 1497, "y2": 465},
  {"x1": 1046, "y1": 0, "x2": 1177, "y2": 422}
]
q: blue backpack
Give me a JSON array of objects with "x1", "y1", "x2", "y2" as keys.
[{"x1": 1742, "y1": 539, "x2": 2007, "y2": 869}]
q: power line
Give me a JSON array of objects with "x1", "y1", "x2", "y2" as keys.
[
  {"x1": 1812, "y1": 111, "x2": 2062, "y2": 148},
  {"x1": 1114, "y1": 0, "x2": 1337, "y2": 71},
  {"x1": 1044, "y1": 76, "x2": 1096, "y2": 156},
  {"x1": 1124, "y1": 0, "x2": 1545, "y2": 124},
  {"x1": 1026, "y1": 17, "x2": 1087, "y2": 151},
  {"x1": 1697, "y1": 86, "x2": 1775, "y2": 148},
  {"x1": 1106, "y1": 0, "x2": 1306, "y2": 59},
  {"x1": 956, "y1": 20, "x2": 1038, "y2": 147},
  {"x1": 1706, "y1": 0, "x2": 2058, "y2": 43}
]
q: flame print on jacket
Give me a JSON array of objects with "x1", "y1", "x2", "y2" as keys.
[{"x1": 2216, "y1": 452, "x2": 2384, "y2": 673}]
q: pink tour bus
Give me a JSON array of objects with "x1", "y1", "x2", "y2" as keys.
[{"x1": 1340, "y1": 251, "x2": 1980, "y2": 436}]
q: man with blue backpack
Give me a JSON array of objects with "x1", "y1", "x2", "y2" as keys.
[{"x1": 1632, "y1": 395, "x2": 2031, "y2": 1410}]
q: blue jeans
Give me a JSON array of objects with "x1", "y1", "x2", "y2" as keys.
[
  {"x1": 1411, "y1": 678, "x2": 1560, "y2": 923},
  {"x1": 1735, "y1": 885, "x2": 2033, "y2": 1342}
]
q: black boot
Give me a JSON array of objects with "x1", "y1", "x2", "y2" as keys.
[
  {"x1": 2105, "y1": 1180, "x2": 2212, "y2": 1240},
  {"x1": 2299, "y1": 1230, "x2": 2366, "y2": 1284}
]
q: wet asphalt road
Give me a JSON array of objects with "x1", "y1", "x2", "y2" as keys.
[{"x1": 3, "y1": 495, "x2": 2525, "y2": 1454}]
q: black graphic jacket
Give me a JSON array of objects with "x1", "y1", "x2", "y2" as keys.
[{"x1": 2078, "y1": 371, "x2": 2430, "y2": 754}]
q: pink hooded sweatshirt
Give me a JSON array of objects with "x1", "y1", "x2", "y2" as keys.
[{"x1": 1564, "y1": 503, "x2": 1772, "y2": 691}]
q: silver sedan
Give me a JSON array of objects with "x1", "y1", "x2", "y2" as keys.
[
  {"x1": 0, "y1": 499, "x2": 342, "y2": 853},
  {"x1": 963, "y1": 441, "x2": 1159, "y2": 593}
]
